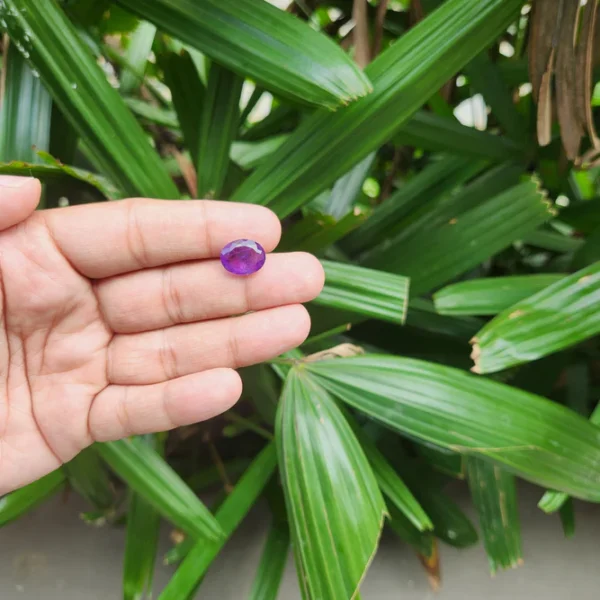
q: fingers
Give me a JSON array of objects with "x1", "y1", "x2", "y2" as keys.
[
  {"x1": 43, "y1": 198, "x2": 282, "y2": 279},
  {"x1": 88, "y1": 368, "x2": 242, "y2": 442},
  {"x1": 108, "y1": 304, "x2": 311, "y2": 385},
  {"x1": 96, "y1": 252, "x2": 325, "y2": 333},
  {"x1": 0, "y1": 176, "x2": 41, "y2": 230}
]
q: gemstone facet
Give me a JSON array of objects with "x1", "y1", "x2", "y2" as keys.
[{"x1": 220, "y1": 239, "x2": 266, "y2": 275}]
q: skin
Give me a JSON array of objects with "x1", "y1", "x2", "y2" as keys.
[{"x1": 0, "y1": 176, "x2": 325, "y2": 495}]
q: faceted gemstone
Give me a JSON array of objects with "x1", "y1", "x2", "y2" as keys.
[{"x1": 220, "y1": 239, "x2": 266, "y2": 275}]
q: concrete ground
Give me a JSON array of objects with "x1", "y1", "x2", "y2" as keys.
[{"x1": 1, "y1": 482, "x2": 600, "y2": 599}]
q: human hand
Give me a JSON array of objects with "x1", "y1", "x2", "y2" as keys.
[{"x1": 0, "y1": 177, "x2": 324, "y2": 494}]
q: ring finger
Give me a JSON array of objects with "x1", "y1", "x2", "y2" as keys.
[{"x1": 107, "y1": 304, "x2": 310, "y2": 385}]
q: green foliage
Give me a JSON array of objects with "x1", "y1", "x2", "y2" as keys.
[
  {"x1": 122, "y1": 435, "x2": 164, "y2": 600},
  {"x1": 96, "y1": 438, "x2": 223, "y2": 540},
  {"x1": 197, "y1": 62, "x2": 244, "y2": 198},
  {"x1": 276, "y1": 370, "x2": 385, "y2": 599},
  {"x1": 473, "y1": 261, "x2": 600, "y2": 373},
  {"x1": 466, "y1": 457, "x2": 522, "y2": 573},
  {"x1": 3, "y1": 0, "x2": 600, "y2": 596},
  {"x1": 63, "y1": 446, "x2": 116, "y2": 514},
  {"x1": 159, "y1": 443, "x2": 277, "y2": 599},
  {"x1": 248, "y1": 489, "x2": 290, "y2": 600},
  {"x1": 0, "y1": 471, "x2": 65, "y2": 526},
  {"x1": 434, "y1": 274, "x2": 565, "y2": 316},
  {"x1": 117, "y1": 0, "x2": 371, "y2": 109},
  {"x1": 305, "y1": 355, "x2": 600, "y2": 501},
  {"x1": 0, "y1": 39, "x2": 51, "y2": 162},
  {"x1": 1, "y1": 0, "x2": 178, "y2": 198},
  {"x1": 232, "y1": 0, "x2": 524, "y2": 217}
]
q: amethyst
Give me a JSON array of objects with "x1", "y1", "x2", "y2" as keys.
[{"x1": 220, "y1": 239, "x2": 266, "y2": 275}]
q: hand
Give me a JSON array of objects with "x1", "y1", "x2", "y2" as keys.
[{"x1": 0, "y1": 177, "x2": 324, "y2": 494}]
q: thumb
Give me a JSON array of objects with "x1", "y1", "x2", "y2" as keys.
[{"x1": 0, "y1": 176, "x2": 42, "y2": 230}]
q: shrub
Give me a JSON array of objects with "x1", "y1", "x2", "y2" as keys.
[{"x1": 1, "y1": 0, "x2": 600, "y2": 597}]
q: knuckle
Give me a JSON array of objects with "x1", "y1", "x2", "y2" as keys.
[
  {"x1": 227, "y1": 320, "x2": 243, "y2": 368},
  {"x1": 116, "y1": 388, "x2": 134, "y2": 438},
  {"x1": 125, "y1": 200, "x2": 151, "y2": 268},
  {"x1": 162, "y1": 268, "x2": 186, "y2": 325},
  {"x1": 199, "y1": 201, "x2": 213, "y2": 256},
  {"x1": 158, "y1": 328, "x2": 179, "y2": 381}
]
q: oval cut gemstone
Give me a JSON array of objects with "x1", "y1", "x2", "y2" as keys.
[{"x1": 220, "y1": 239, "x2": 266, "y2": 275}]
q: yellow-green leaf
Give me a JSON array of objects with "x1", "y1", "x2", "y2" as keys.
[{"x1": 472, "y1": 260, "x2": 600, "y2": 373}]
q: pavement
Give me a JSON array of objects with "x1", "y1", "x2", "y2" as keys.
[{"x1": 1, "y1": 482, "x2": 599, "y2": 599}]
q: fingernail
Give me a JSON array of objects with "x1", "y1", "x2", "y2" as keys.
[{"x1": 0, "y1": 175, "x2": 33, "y2": 188}]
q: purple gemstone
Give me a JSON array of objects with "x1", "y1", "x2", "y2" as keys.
[{"x1": 220, "y1": 239, "x2": 266, "y2": 275}]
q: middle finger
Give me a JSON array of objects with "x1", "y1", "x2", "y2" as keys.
[{"x1": 96, "y1": 252, "x2": 325, "y2": 333}]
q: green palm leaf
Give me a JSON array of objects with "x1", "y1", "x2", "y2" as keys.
[
  {"x1": 305, "y1": 355, "x2": 600, "y2": 501},
  {"x1": 197, "y1": 63, "x2": 243, "y2": 198},
  {"x1": 472, "y1": 260, "x2": 600, "y2": 373},
  {"x1": 232, "y1": 0, "x2": 524, "y2": 217},
  {"x1": 120, "y1": 21, "x2": 156, "y2": 94},
  {"x1": 277, "y1": 369, "x2": 385, "y2": 600},
  {"x1": 539, "y1": 402, "x2": 600, "y2": 513},
  {"x1": 161, "y1": 50, "x2": 204, "y2": 165},
  {"x1": 0, "y1": 0, "x2": 177, "y2": 198},
  {"x1": 395, "y1": 111, "x2": 522, "y2": 160},
  {"x1": 63, "y1": 447, "x2": 115, "y2": 513},
  {"x1": 434, "y1": 274, "x2": 565, "y2": 316},
  {"x1": 466, "y1": 458, "x2": 522, "y2": 573},
  {"x1": 344, "y1": 155, "x2": 489, "y2": 256},
  {"x1": 158, "y1": 443, "x2": 277, "y2": 600},
  {"x1": 0, "y1": 155, "x2": 123, "y2": 198},
  {"x1": 0, "y1": 39, "x2": 51, "y2": 162},
  {"x1": 96, "y1": 439, "x2": 222, "y2": 541},
  {"x1": 248, "y1": 489, "x2": 290, "y2": 600},
  {"x1": 315, "y1": 261, "x2": 409, "y2": 324},
  {"x1": 117, "y1": 0, "x2": 371, "y2": 110},
  {"x1": 0, "y1": 471, "x2": 66, "y2": 527},
  {"x1": 365, "y1": 179, "x2": 553, "y2": 295}
]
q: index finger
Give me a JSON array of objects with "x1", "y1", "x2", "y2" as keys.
[{"x1": 43, "y1": 198, "x2": 282, "y2": 279}]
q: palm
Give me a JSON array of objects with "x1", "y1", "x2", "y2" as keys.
[
  {"x1": 0, "y1": 190, "x2": 323, "y2": 495},
  {"x1": 0, "y1": 213, "x2": 110, "y2": 492}
]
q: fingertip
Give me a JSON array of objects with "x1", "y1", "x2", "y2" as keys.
[
  {"x1": 0, "y1": 176, "x2": 41, "y2": 229},
  {"x1": 29, "y1": 177, "x2": 43, "y2": 197},
  {"x1": 203, "y1": 200, "x2": 281, "y2": 254},
  {"x1": 191, "y1": 367, "x2": 242, "y2": 414},
  {"x1": 217, "y1": 367, "x2": 244, "y2": 407},
  {"x1": 0, "y1": 175, "x2": 40, "y2": 190},
  {"x1": 287, "y1": 303, "x2": 312, "y2": 347},
  {"x1": 164, "y1": 369, "x2": 243, "y2": 427},
  {"x1": 249, "y1": 304, "x2": 312, "y2": 360},
  {"x1": 295, "y1": 252, "x2": 326, "y2": 300},
  {"x1": 255, "y1": 205, "x2": 282, "y2": 252}
]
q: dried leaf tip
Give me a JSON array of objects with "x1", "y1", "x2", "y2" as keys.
[
  {"x1": 541, "y1": 194, "x2": 558, "y2": 216},
  {"x1": 303, "y1": 343, "x2": 365, "y2": 363},
  {"x1": 418, "y1": 540, "x2": 441, "y2": 592},
  {"x1": 470, "y1": 339, "x2": 482, "y2": 374},
  {"x1": 531, "y1": 176, "x2": 555, "y2": 215}
]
